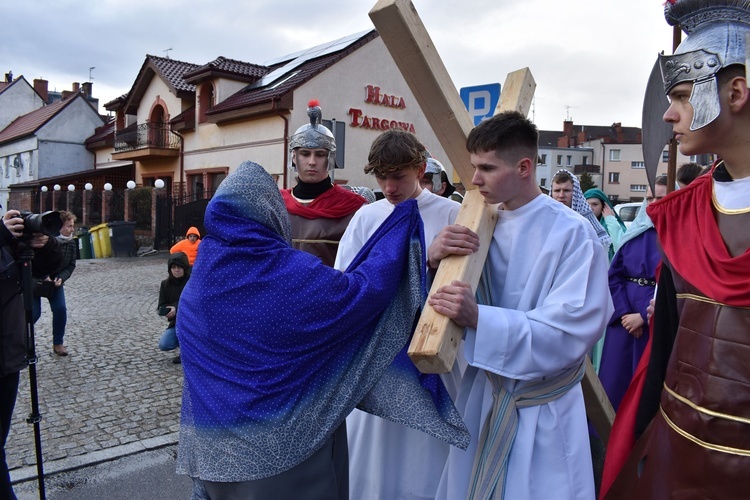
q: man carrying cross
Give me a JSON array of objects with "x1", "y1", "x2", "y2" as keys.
[{"x1": 427, "y1": 110, "x2": 613, "y2": 499}]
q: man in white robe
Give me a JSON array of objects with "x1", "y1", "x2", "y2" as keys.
[
  {"x1": 335, "y1": 129, "x2": 465, "y2": 500},
  {"x1": 429, "y1": 111, "x2": 613, "y2": 499}
]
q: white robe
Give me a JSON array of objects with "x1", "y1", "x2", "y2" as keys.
[
  {"x1": 335, "y1": 188, "x2": 463, "y2": 500},
  {"x1": 437, "y1": 194, "x2": 613, "y2": 500}
]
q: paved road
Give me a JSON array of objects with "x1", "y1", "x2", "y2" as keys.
[{"x1": 7, "y1": 252, "x2": 189, "y2": 497}]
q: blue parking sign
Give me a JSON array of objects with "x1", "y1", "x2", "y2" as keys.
[{"x1": 460, "y1": 83, "x2": 501, "y2": 126}]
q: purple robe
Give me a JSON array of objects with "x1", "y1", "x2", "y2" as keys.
[{"x1": 599, "y1": 228, "x2": 659, "y2": 411}]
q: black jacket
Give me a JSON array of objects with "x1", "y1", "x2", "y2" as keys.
[
  {"x1": 1, "y1": 224, "x2": 63, "y2": 376},
  {"x1": 158, "y1": 252, "x2": 190, "y2": 329}
]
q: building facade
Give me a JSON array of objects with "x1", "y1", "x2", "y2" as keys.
[{"x1": 104, "y1": 30, "x2": 457, "y2": 200}]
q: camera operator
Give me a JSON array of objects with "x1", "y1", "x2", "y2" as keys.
[{"x1": 1, "y1": 209, "x2": 62, "y2": 499}]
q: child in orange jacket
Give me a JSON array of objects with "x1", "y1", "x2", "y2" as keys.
[{"x1": 170, "y1": 227, "x2": 201, "y2": 266}]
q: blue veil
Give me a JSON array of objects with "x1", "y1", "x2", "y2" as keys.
[{"x1": 176, "y1": 161, "x2": 468, "y2": 482}]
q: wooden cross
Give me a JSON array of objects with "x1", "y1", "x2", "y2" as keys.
[{"x1": 369, "y1": 0, "x2": 615, "y2": 445}]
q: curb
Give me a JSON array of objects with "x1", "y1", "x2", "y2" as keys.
[{"x1": 10, "y1": 432, "x2": 180, "y2": 485}]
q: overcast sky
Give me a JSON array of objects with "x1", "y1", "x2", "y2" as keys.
[{"x1": 1, "y1": 0, "x2": 676, "y2": 132}]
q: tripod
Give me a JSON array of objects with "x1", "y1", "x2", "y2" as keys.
[{"x1": 19, "y1": 246, "x2": 46, "y2": 500}]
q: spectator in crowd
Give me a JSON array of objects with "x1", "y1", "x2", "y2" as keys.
[
  {"x1": 598, "y1": 177, "x2": 666, "y2": 412},
  {"x1": 1, "y1": 209, "x2": 62, "y2": 499},
  {"x1": 419, "y1": 156, "x2": 464, "y2": 203},
  {"x1": 170, "y1": 227, "x2": 201, "y2": 267},
  {"x1": 584, "y1": 188, "x2": 627, "y2": 259},
  {"x1": 551, "y1": 169, "x2": 613, "y2": 253},
  {"x1": 676, "y1": 161, "x2": 703, "y2": 188},
  {"x1": 32, "y1": 210, "x2": 77, "y2": 356},
  {"x1": 157, "y1": 251, "x2": 190, "y2": 364}
]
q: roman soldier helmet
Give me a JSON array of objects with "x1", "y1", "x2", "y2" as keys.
[
  {"x1": 424, "y1": 156, "x2": 446, "y2": 193},
  {"x1": 289, "y1": 99, "x2": 336, "y2": 170},
  {"x1": 658, "y1": 0, "x2": 750, "y2": 130}
]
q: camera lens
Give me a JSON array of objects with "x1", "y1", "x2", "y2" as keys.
[{"x1": 21, "y1": 211, "x2": 63, "y2": 236}]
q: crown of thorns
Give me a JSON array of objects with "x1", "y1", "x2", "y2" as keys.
[{"x1": 364, "y1": 156, "x2": 426, "y2": 175}]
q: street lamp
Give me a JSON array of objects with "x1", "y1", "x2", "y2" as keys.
[
  {"x1": 68, "y1": 184, "x2": 75, "y2": 191},
  {"x1": 40, "y1": 186, "x2": 48, "y2": 192},
  {"x1": 126, "y1": 180, "x2": 136, "y2": 189},
  {"x1": 104, "y1": 183, "x2": 112, "y2": 191},
  {"x1": 85, "y1": 183, "x2": 93, "y2": 191},
  {"x1": 53, "y1": 184, "x2": 61, "y2": 191},
  {"x1": 154, "y1": 179, "x2": 165, "y2": 189}
]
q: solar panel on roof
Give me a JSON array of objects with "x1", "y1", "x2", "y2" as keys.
[{"x1": 249, "y1": 30, "x2": 372, "y2": 90}]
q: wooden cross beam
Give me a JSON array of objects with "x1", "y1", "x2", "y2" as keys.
[{"x1": 369, "y1": 0, "x2": 615, "y2": 445}]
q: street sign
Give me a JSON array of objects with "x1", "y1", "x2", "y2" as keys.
[{"x1": 460, "y1": 83, "x2": 501, "y2": 126}]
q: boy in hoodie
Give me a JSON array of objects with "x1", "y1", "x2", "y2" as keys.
[
  {"x1": 170, "y1": 227, "x2": 201, "y2": 266},
  {"x1": 158, "y1": 251, "x2": 190, "y2": 364}
]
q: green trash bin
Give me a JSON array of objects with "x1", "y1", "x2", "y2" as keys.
[
  {"x1": 76, "y1": 227, "x2": 93, "y2": 259},
  {"x1": 90, "y1": 223, "x2": 111, "y2": 258},
  {"x1": 108, "y1": 221, "x2": 136, "y2": 257}
]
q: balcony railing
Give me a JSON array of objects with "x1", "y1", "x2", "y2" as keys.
[{"x1": 114, "y1": 122, "x2": 181, "y2": 152}]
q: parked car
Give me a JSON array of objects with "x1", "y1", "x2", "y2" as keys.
[{"x1": 614, "y1": 202, "x2": 642, "y2": 228}]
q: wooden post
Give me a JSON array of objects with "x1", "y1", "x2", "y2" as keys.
[{"x1": 370, "y1": 0, "x2": 615, "y2": 441}]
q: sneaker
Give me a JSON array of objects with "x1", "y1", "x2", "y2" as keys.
[
  {"x1": 171, "y1": 355, "x2": 181, "y2": 364},
  {"x1": 53, "y1": 345, "x2": 68, "y2": 356}
]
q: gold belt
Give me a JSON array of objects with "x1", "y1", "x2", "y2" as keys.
[{"x1": 660, "y1": 383, "x2": 750, "y2": 456}]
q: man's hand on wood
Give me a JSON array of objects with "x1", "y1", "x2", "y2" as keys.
[
  {"x1": 427, "y1": 225, "x2": 480, "y2": 269},
  {"x1": 428, "y1": 280, "x2": 478, "y2": 329}
]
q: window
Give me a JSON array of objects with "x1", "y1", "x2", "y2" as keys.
[
  {"x1": 198, "y1": 83, "x2": 216, "y2": 124},
  {"x1": 540, "y1": 177, "x2": 547, "y2": 187},
  {"x1": 556, "y1": 155, "x2": 562, "y2": 166},
  {"x1": 609, "y1": 172, "x2": 620, "y2": 184},
  {"x1": 631, "y1": 161, "x2": 645, "y2": 169},
  {"x1": 662, "y1": 150, "x2": 669, "y2": 162},
  {"x1": 630, "y1": 184, "x2": 647, "y2": 192},
  {"x1": 539, "y1": 154, "x2": 547, "y2": 165},
  {"x1": 189, "y1": 174, "x2": 205, "y2": 199},
  {"x1": 582, "y1": 157, "x2": 588, "y2": 165},
  {"x1": 566, "y1": 155, "x2": 572, "y2": 166},
  {"x1": 609, "y1": 149, "x2": 621, "y2": 161},
  {"x1": 210, "y1": 172, "x2": 226, "y2": 190}
]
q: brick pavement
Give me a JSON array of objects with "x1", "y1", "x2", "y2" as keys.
[{"x1": 7, "y1": 252, "x2": 184, "y2": 482}]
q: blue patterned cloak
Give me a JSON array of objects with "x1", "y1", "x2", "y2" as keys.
[{"x1": 176, "y1": 161, "x2": 468, "y2": 482}]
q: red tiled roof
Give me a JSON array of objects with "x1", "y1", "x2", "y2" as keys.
[
  {"x1": 149, "y1": 55, "x2": 199, "y2": 93},
  {"x1": 123, "y1": 56, "x2": 199, "y2": 114},
  {"x1": 183, "y1": 56, "x2": 266, "y2": 83},
  {"x1": 0, "y1": 81, "x2": 9, "y2": 94},
  {"x1": 85, "y1": 119, "x2": 115, "y2": 147},
  {"x1": 0, "y1": 94, "x2": 82, "y2": 145},
  {"x1": 208, "y1": 31, "x2": 378, "y2": 116},
  {"x1": 170, "y1": 105, "x2": 196, "y2": 132}
]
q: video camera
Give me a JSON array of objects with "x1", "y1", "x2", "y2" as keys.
[{"x1": 19, "y1": 210, "x2": 63, "y2": 238}]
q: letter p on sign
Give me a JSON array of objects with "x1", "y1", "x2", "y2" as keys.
[{"x1": 460, "y1": 83, "x2": 501, "y2": 126}]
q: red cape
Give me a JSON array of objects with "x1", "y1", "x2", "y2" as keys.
[
  {"x1": 647, "y1": 169, "x2": 750, "y2": 307},
  {"x1": 281, "y1": 185, "x2": 366, "y2": 220},
  {"x1": 599, "y1": 319, "x2": 653, "y2": 498}
]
